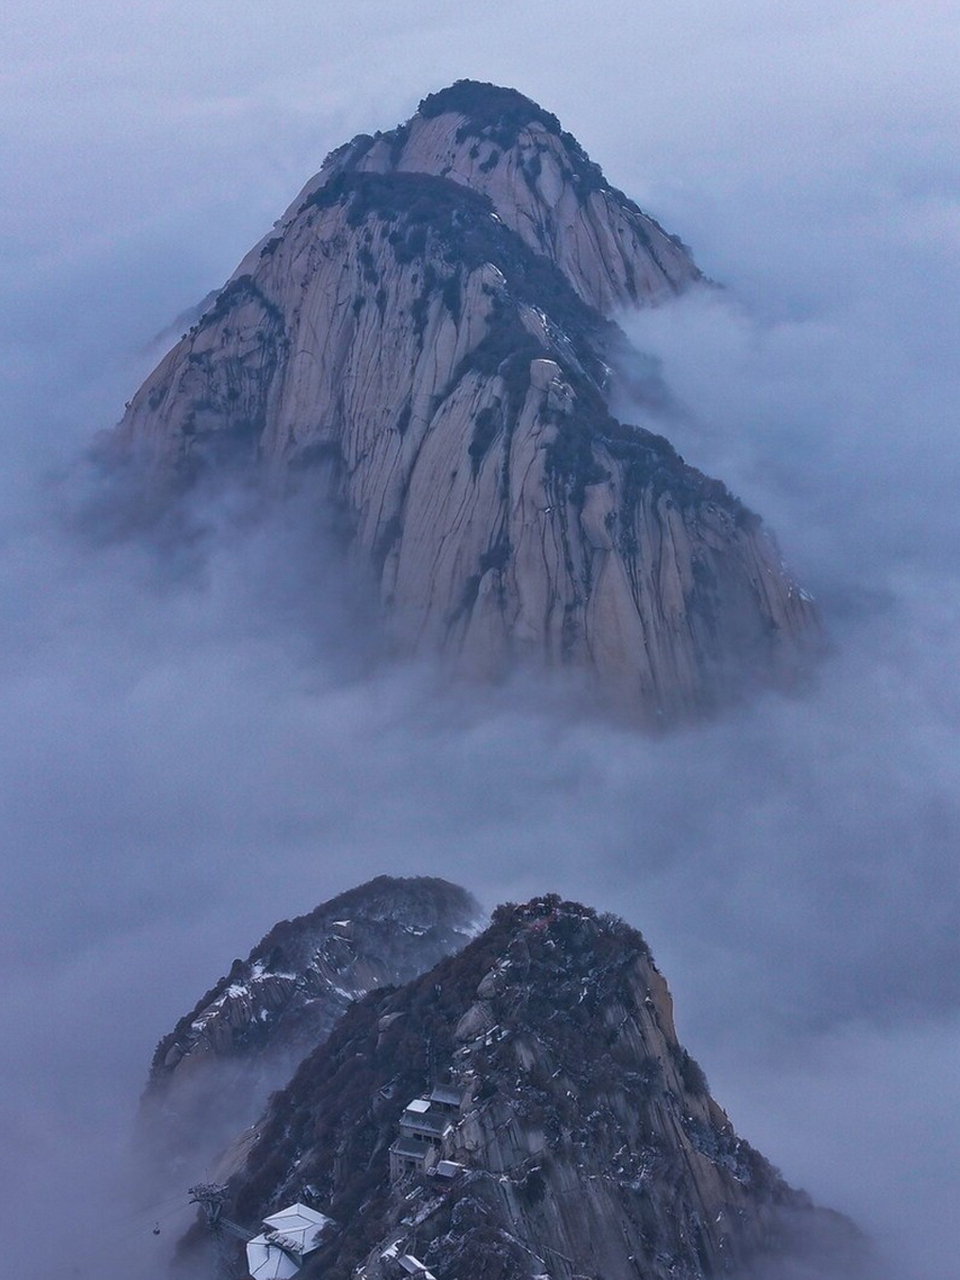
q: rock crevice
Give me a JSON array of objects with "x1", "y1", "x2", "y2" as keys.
[{"x1": 106, "y1": 80, "x2": 820, "y2": 722}]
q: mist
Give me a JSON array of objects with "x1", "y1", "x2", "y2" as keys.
[{"x1": 3, "y1": 3, "x2": 960, "y2": 1278}]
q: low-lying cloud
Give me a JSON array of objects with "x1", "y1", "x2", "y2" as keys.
[
  {"x1": 5, "y1": 395, "x2": 960, "y2": 1279},
  {"x1": 3, "y1": 4, "x2": 960, "y2": 1278}
]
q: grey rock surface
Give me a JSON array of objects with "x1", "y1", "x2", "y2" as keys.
[
  {"x1": 142, "y1": 875, "x2": 483, "y2": 1166},
  {"x1": 106, "y1": 81, "x2": 819, "y2": 722}
]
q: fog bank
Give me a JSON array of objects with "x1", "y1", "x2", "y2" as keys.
[{"x1": 3, "y1": 4, "x2": 960, "y2": 1277}]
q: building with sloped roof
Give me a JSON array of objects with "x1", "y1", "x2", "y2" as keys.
[
  {"x1": 245, "y1": 1202, "x2": 331, "y2": 1279},
  {"x1": 427, "y1": 1083, "x2": 463, "y2": 1112},
  {"x1": 389, "y1": 1095, "x2": 457, "y2": 1181}
]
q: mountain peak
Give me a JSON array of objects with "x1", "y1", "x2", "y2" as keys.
[
  {"x1": 106, "y1": 85, "x2": 820, "y2": 723},
  {"x1": 294, "y1": 78, "x2": 698, "y2": 316},
  {"x1": 192, "y1": 896, "x2": 863, "y2": 1280},
  {"x1": 417, "y1": 79, "x2": 565, "y2": 138},
  {"x1": 141, "y1": 876, "x2": 483, "y2": 1168},
  {"x1": 415, "y1": 79, "x2": 608, "y2": 197}
]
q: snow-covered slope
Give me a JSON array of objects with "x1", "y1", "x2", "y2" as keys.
[{"x1": 142, "y1": 876, "x2": 483, "y2": 1165}]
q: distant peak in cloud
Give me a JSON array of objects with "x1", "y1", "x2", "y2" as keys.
[
  {"x1": 418, "y1": 79, "x2": 562, "y2": 128},
  {"x1": 98, "y1": 81, "x2": 820, "y2": 723}
]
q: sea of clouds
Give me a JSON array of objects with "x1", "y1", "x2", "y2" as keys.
[{"x1": 2, "y1": 3, "x2": 959, "y2": 1277}]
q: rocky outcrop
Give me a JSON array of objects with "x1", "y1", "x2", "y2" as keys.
[
  {"x1": 265, "y1": 80, "x2": 701, "y2": 317},
  {"x1": 105, "y1": 81, "x2": 819, "y2": 722},
  {"x1": 142, "y1": 876, "x2": 483, "y2": 1164},
  {"x1": 199, "y1": 898, "x2": 862, "y2": 1280}
]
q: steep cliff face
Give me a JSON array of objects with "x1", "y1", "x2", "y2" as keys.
[
  {"x1": 142, "y1": 876, "x2": 483, "y2": 1165},
  {"x1": 265, "y1": 80, "x2": 701, "y2": 317},
  {"x1": 204, "y1": 899, "x2": 859, "y2": 1280},
  {"x1": 108, "y1": 81, "x2": 819, "y2": 722}
]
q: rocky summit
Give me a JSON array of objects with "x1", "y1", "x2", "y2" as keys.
[
  {"x1": 106, "y1": 80, "x2": 819, "y2": 722},
  {"x1": 183, "y1": 897, "x2": 862, "y2": 1280},
  {"x1": 142, "y1": 876, "x2": 483, "y2": 1167}
]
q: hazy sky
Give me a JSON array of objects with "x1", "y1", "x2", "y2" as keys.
[{"x1": 3, "y1": 4, "x2": 960, "y2": 1278}]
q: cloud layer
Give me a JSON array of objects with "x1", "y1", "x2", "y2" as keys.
[{"x1": 3, "y1": 4, "x2": 960, "y2": 1277}]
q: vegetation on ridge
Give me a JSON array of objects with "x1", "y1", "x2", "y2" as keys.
[
  {"x1": 419, "y1": 80, "x2": 565, "y2": 142},
  {"x1": 213, "y1": 898, "x2": 789, "y2": 1280}
]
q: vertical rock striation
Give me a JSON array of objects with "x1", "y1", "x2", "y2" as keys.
[{"x1": 106, "y1": 80, "x2": 820, "y2": 722}]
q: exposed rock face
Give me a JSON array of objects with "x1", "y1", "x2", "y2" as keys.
[
  {"x1": 107, "y1": 80, "x2": 819, "y2": 722},
  {"x1": 204, "y1": 898, "x2": 861, "y2": 1280},
  {"x1": 142, "y1": 876, "x2": 483, "y2": 1164},
  {"x1": 271, "y1": 81, "x2": 701, "y2": 317}
]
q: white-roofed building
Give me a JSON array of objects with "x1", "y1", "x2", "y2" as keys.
[
  {"x1": 245, "y1": 1202, "x2": 331, "y2": 1279},
  {"x1": 389, "y1": 1096, "x2": 456, "y2": 1181},
  {"x1": 262, "y1": 1203, "x2": 332, "y2": 1252},
  {"x1": 398, "y1": 1103, "x2": 453, "y2": 1143},
  {"x1": 398, "y1": 1254, "x2": 437, "y2": 1278},
  {"x1": 246, "y1": 1234, "x2": 301, "y2": 1280}
]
